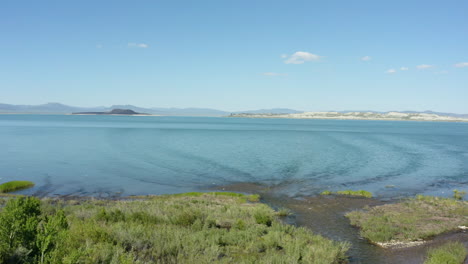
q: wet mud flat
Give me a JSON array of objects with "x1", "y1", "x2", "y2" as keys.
[{"x1": 215, "y1": 182, "x2": 468, "y2": 264}]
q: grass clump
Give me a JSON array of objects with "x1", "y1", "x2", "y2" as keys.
[
  {"x1": 0, "y1": 181, "x2": 34, "y2": 193},
  {"x1": 453, "y1": 189, "x2": 466, "y2": 200},
  {"x1": 320, "y1": 190, "x2": 372, "y2": 198},
  {"x1": 424, "y1": 242, "x2": 467, "y2": 264},
  {"x1": 0, "y1": 192, "x2": 349, "y2": 264},
  {"x1": 336, "y1": 190, "x2": 372, "y2": 198},
  {"x1": 346, "y1": 195, "x2": 468, "y2": 243},
  {"x1": 276, "y1": 208, "x2": 292, "y2": 216}
]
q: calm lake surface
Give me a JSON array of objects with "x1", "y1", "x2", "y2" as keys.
[{"x1": 1, "y1": 114, "x2": 467, "y2": 198}]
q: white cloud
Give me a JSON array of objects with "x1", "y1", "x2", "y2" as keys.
[
  {"x1": 361, "y1": 56, "x2": 372, "y2": 61},
  {"x1": 400, "y1": 67, "x2": 409, "y2": 71},
  {"x1": 283, "y1": 51, "x2": 322, "y2": 64},
  {"x1": 454, "y1": 62, "x2": 468, "y2": 68},
  {"x1": 386, "y1": 69, "x2": 396, "y2": 74},
  {"x1": 262, "y1": 72, "x2": 287, "y2": 76},
  {"x1": 280, "y1": 54, "x2": 288, "y2": 59},
  {"x1": 417, "y1": 64, "x2": 433, "y2": 69},
  {"x1": 96, "y1": 44, "x2": 103, "y2": 49},
  {"x1": 128, "y1": 43, "x2": 149, "y2": 48}
]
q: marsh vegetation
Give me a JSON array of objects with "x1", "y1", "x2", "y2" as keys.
[
  {"x1": 346, "y1": 195, "x2": 468, "y2": 245},
  {"x1": 0, "y1": 181, "x2": 34, "y2": 193},
  {"x1": 0, "y1": 192, "x2": 349, "y2": 264},
  {"x1": 320, "y1": 190, "x2": 372, "y2": 198},
  {"x1": 424, "y1": 242, "x2": 467, "y2": 264}
]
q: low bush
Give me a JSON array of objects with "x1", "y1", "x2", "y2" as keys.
[{"x1": 453, "y1": 189, "x2": 466, "y2": 200}]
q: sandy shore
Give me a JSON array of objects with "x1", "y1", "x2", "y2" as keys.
[{"x1": 230, "y1": 111, "x2": 468, "y2": 122}]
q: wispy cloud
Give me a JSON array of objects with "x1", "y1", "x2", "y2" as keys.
[
  {"x1": 96, "y1": 44, "x2": 103, "y2": 49},
  {"x1": 361, "y1": 56, "x2": 372, "y2": 61},
  {"x1": 128, "y1": 43, "x2": 149, "y2": 48},
  {"x1": 400, "y1": 67, "x2": 409, "y2": 71},
  {"x1": 280, "y1": 54, "x2": 288, "y2": 59},
  {"x1": 283, "y1": 51, "x2": 322, "y2": 64},
  {"x1": 454, "y1": 62, "x2": 468, "y2": 68},
  {"x1": 417, "y1": 64, "x2": 433, "y2": 69},
  {"x1": 386, "y1": 69, "x2": 396, "y2": 74},
  {"x1": 262, "y1": 72, "x2": 287, "y2": 76},
  {"x1": 435, "y1": 70, "x2": 449, "y2": 74}
]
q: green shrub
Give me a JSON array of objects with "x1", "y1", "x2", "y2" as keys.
[
  {"x1": 36, "y1": 209, "x2": 68, "y2": 264},
  {"x1": 254, "y1": 211, "x2": 273, "y2": 226},
  {"x1": 424, "y1": 242, "x2": 467, "y2": 264},
  {"x1": 321, "y1": 190, "x2": 332, "y2": 195},
  {"x1": 0, "y1": 197, "x2": 41, "y2": 262},
  {"x1": 0, "y1": 181, "x2": 35, "y2": 193},
  {"x1": 453, "y1": 189, "x2": 466, "y2": 200}
]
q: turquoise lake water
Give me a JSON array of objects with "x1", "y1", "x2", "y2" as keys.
[{"x1": 1, "y1": 114, "x2": 467, "y2": 198}]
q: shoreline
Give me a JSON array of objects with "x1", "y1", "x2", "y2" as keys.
[
  {"x1": 3, "y1": 185, "x2": 467, "y2": 264},
  {"x1": 229, "y1": 115, "x2": 468, "y2": 123},
  {"x1": 2, "y1": 112, "x2": 468, "y2": 122},
  {"x1": 210, "y1": 182, "x2": 468, "y2": 264}
]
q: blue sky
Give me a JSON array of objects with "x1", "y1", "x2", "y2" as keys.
[{"x1": 1, "y1": 0, "x2": 467, "y2": 113}]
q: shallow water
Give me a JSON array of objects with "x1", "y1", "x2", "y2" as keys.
[{"x1": 1, "y1": 114, "x2": 467, "y2": 197}]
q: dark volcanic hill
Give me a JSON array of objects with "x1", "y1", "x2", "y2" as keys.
[{"x1": 72, "y1": 109, "x2": 146, "y2": 115}]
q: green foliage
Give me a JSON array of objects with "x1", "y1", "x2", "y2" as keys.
[
  {"x1": 0, "y1": 181, "x2": 35, "y2": 193},
  {"x1": 321, "y1": 190, "x2": 332, "y2": 195},
  {"x1": 254, "y1": 211, "x2": 273, "y2": 226},
  {"x1": 453, "y1": 189, "x2": 466, "y2": 200},
  {"x1": 0, "y1": 196, "x2": 41, "y2": 263},
  {"x1": 0, "y1": 193, "x2": 349, "y2": 263},
  {"x1": 36, "y1": 210, "x2": 68, "y2": 264},
  {"x1": 346, "y1": 195, "x2": 468, "y2": 243},
  {"x1": 424, "y1": 242, "x2": 467, "y2": 264}
]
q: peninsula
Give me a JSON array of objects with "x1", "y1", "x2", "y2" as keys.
[
  {"x1": 229, "y1": 111, "x2": 468, "y2": 122},
  {"x1": 72, "y1": 109, "x2": 149, "y2": 116}
]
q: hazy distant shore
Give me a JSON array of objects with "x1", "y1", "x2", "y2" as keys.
[{"x1": 229, "y1": 111, "x2": 468, "y2": 122}]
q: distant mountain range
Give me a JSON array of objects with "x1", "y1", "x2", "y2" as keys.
[
  {"x1": 0, "y1": 103, "x2": 301, "y2": 117},
  {"x1": 0, "y1": 103, "x2": 467, "y2": 118}
]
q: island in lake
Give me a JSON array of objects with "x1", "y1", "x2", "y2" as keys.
[
  {"x1": 229, "y1": 111, "x2": 468, "y2": 122},
  {"x1": 72, "y1": 108, "x2": 150, "y2": 115}
]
